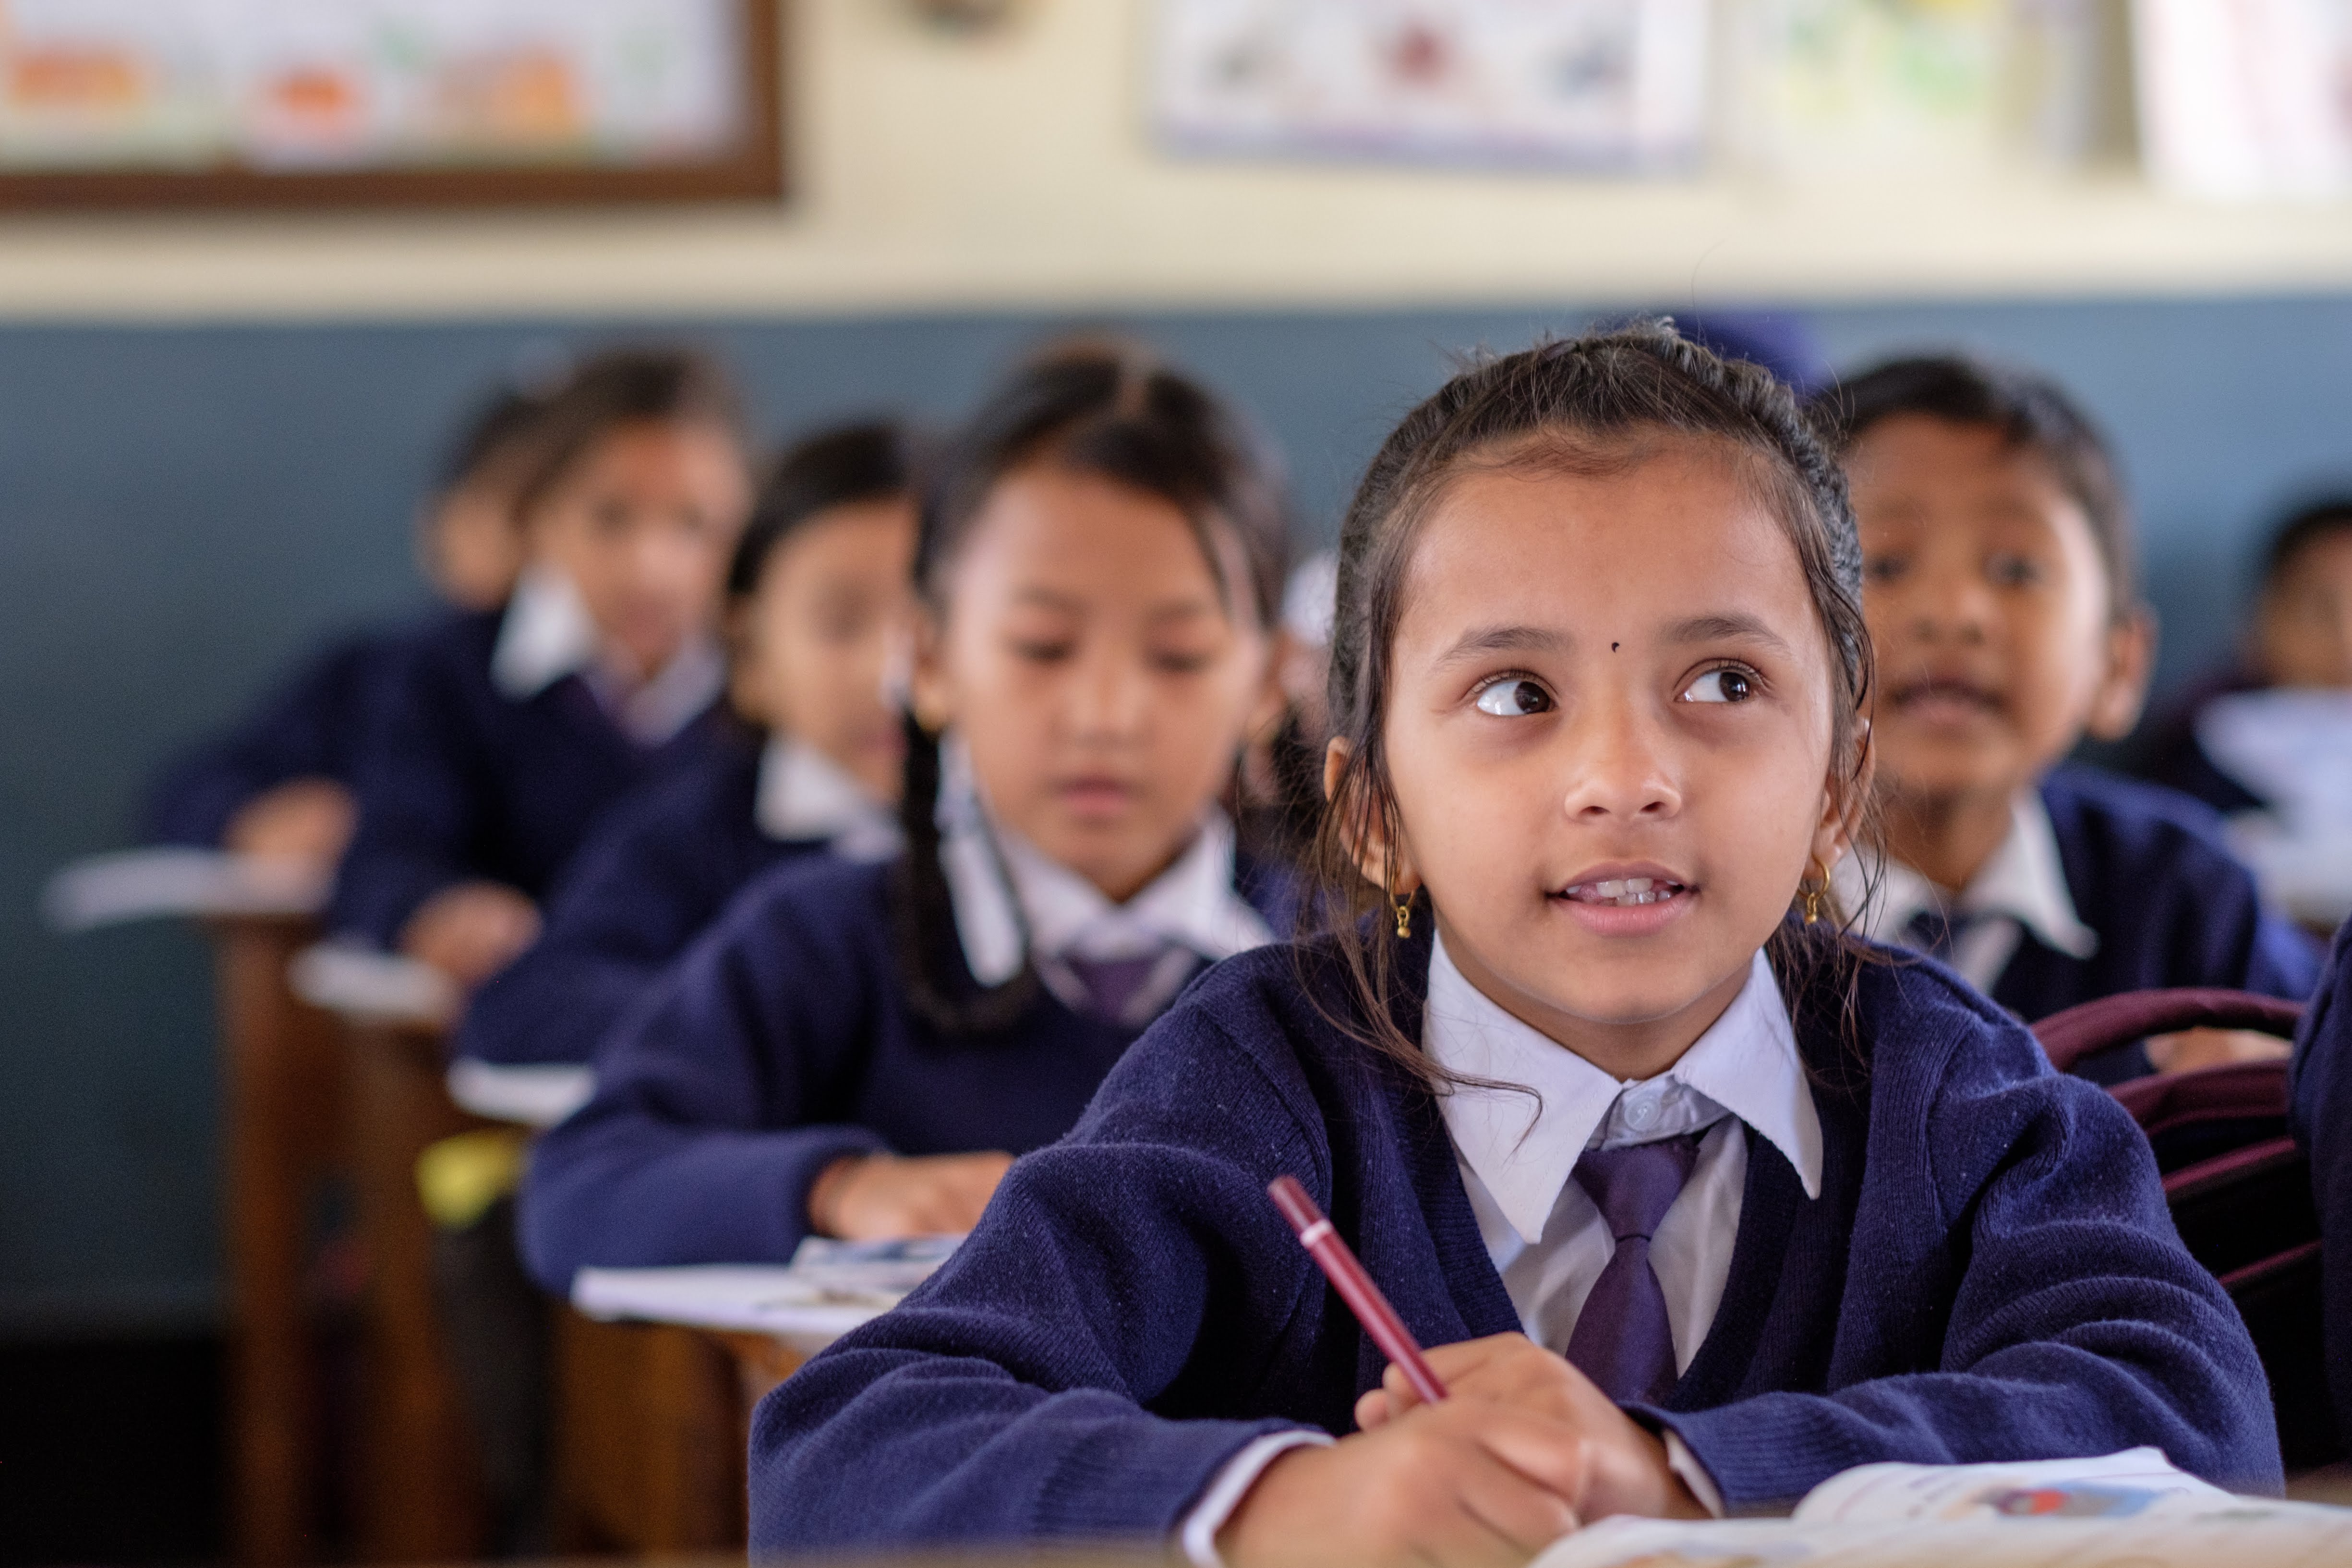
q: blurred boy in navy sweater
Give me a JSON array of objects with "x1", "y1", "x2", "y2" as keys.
[
  {"x1": 1820, "y1": 357, "x2": 2316, "y2": 1082},
  {"x1": 144, "y1": 382, "x2": 549, "y2": 879},
  {"x1": 332, "y1": 347, "x2": 753, "y2": 992}
]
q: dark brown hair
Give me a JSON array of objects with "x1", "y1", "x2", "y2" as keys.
[
  {"x1": 2260, "y1": 497, "x2": 2352, "y2": 596},
  {"x1": 726, "y1": 420, "x2": 919, "y2": 603},
  {"x1": 1315, "y1": 321, "x2": 1876, "y2": 1087},
  {"x1": 512, "y1": 345, "x2": 746, "y2": 524},
  {"x1": 893, "y1": 337, "x2": 1292, "y2": 1035},
  {"x1": 1817, "y1": 354, "x2": 2138, "y2": 621}
]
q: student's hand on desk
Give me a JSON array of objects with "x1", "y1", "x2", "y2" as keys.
[
  {"x1": 1222, "y1": 1394, "x2": 1610, "y2": 1568},
  {"x1": 224, "y1": 777, "x2": 356, "y2": 868},
  {"x1": 1360, "y1": 1334, "x2": 1703, "y2": 1527},
  {"x1": 806, "y1": 1150, "x2": 1014, "y2": 1240},
  {"x1": 398, "y1": 881, "x2": 541, "y2": 990},
  {"x1": 2145, "y1": 1027, "x2": 2292, "y2": 1073}
]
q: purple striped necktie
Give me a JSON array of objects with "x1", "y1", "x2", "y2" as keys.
[
  {"x1": 1063, "y1": 952, "x2": 1167, "y2": 1025},
  {"x1": 1564, "y1": 1131, "x2": 1704, "y2": 1404}
]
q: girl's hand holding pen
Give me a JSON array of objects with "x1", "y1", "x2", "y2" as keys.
[{"x1": 1357, "y1": 1333, "x2": 1704, "y2": 1528}]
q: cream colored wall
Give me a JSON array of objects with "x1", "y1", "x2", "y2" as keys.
[{"x1": 4, "y1": 0, "x2": 2352, "y2": 321}]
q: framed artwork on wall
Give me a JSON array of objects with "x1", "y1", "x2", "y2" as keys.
[{"x1": 0, "y1": 0, "x2": 783, "y2": 209}]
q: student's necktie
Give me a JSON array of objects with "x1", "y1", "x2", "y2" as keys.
[
  {"x1": 1063, "y1": 951, "x2": 1168, "y2": 1025},
  {"x1": 1904, "y1": 906, "x2": 1968, "y2": 962},
  {"x1": 1565, "y1": 1132, "x2": 1703, "y2": 1404}
]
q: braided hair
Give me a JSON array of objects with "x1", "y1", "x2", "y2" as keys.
[
  {"x1": 1313, "y1": 320, "x2": 1878, "y2": 1089},
  {"x1": 892, "y1": 338, "x2": 1292, "y2": 1036}
]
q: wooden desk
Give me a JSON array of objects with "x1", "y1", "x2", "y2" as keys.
[
  {"x1": 338, "y1": 1012, "x2": 493, "y2": 1563},
  {"x1": 550, "y1": 1313, "x2": 750, "y2": 1553},
  {"x1": 545, "y1": 1318, "x2": 807, "y2": 1556},
  {"x1": 208, "y1": 912, "x2": 345, "y2": 1568}
]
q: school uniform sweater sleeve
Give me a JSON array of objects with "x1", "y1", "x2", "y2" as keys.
[
  {"x1": 331, "y1": 626, "x2": 496, "y2": 947},
  {"x1": 455, "y1": 763, "x2": 770, "y2": 1068},
  {"x1": 517, "y1": 864, "x2": 910, "y2": 1292},
  {"x1": 748, "y1": 998, "x2": 1334, "y2": 1552},
  {"x1": 145, "y1": 630, "x2": 396, "y2": 847},
  {"x1": 1643, "y1": 991, "x2": 2280, "y2": 1509}
]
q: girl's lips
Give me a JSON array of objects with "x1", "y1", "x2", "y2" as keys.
[
  {"x1": 1053, "y1": 778, "x2": 1141, "y2": 815},
  {"x1": 1547, "y1": 879, "x2": 1695, "y2": 937}
]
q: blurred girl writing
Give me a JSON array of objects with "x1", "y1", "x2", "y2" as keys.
[{"x1": 519, "y1": 341, "x2": 1298, "y2": 1287}]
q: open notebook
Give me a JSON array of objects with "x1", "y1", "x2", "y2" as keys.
[
  {"x1": 1544, "y1": 1448, "x2": 2352, "y2": 1567},
  {"x1": 571, "y1": 1235, "x2": 959, "y2": 1351}
]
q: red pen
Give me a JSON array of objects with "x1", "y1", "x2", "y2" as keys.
[{"x1": 1268, "y1": 1174, "x2": 1449, "y2": 1405}]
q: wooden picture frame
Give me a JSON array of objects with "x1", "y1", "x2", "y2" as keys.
[{"x1": 0, "y1": 0, "x2": 784, "y2": 211}]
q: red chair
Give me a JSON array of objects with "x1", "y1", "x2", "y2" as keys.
[{"x1": 2030, "y1": 989, "x2": 2334, "y2": 1468}]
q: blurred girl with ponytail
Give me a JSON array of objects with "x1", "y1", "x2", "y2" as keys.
[{"x1": 519, "y1": 340, "x2": 1297, "y2": 1289}]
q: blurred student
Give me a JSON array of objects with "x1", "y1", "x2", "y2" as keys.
[
  {"x1": 518, "y1": 341, "x2": 1295, "y2": 1291},
  {"x1": 143, "y1": 384, "x2": 549, "y2": 874},
  {"x1": 2138, "y1": 498, "x2": 2352, "y2": 815},
  {"x1": 454, "y1": 422, "x2": 917, "y2": 1074},
  {"x1": 1822, "y1": 356, "x2": 2317, "y2": 1082},
  {"x1": 748, "y1": 326, "x2": 2275, "y2": 1562},
  {"x1": 332, "y1": 346, "x2": 753, "y2": 990}
]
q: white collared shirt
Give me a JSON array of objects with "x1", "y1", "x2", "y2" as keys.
[
  {"x1": 932, "y1": 736, "x2": 1275, "y2": 1025},
  {"x1": 1425, "y1": 934, "x2": 1824, "y2": 1373},
  {"x1": 489, "y1": 564, "x2": 724, "y2": 748},
  {"x1": 754, "y1": 734, "x2": 902, "y2": 863},
  {"x1": 1178, "y1": 938, "x2": 1821, "y2": 1562},
  {"x1": 1835, "y1": 788, "x2": 2099, "y2": 992}
]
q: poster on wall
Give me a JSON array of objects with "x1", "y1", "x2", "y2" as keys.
[
  {"x1": 1718, "y1": 0, "x2": 2115, "y2": 178},
  {"x1": 2131, "y1": 0, "x2": 2352, "y2": 199},
  {"x1": 1150, "y1": 0, "x2": 1712, "y2": 173},
  {"x1": 0, "y1": 0, "x2": 782, "y2": 207}
]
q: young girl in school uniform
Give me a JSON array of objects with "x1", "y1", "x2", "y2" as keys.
[
  {"x1": 518, "y1": 341, "x2": 1298, "y2": 1289},
  {"x1": 1820, "y1": 357, "x2": 2316, "y2": 1083},
  {"x1": 453, "y1": 422, "x2": 917, "y2": 1076},
  {"x1": 144, "y1": 382, "x2": 552, "y2": 874},
  {"x1": 331, "y1": 347, "x2": 753, "y2": 989},
  {"x1": 747, "y1": 326, "x2": 2277, "y2": 1565}
]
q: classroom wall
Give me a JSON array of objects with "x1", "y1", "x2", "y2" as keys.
[
  {"x1": 5, "y1": 0, "x2": 2352, "y2": 323},
  {"x1": 6, "y1": 295, "x2": 2352, "y2": 1329}
]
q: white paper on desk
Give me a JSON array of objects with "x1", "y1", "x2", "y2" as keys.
[
  {"x1": 2200, "y1": 688, "x2": 2352, "y2": 833},
  {"x1": 446, "y1": 1060, "x2": 594, "y2": 1129},
  {"x1": 1536, "y1": 1448, "x2": 2350, "y2": 1568},
  {"x1": 571, "y1": 1236, "x2": 960, "y2": 1348},
  {"x1": 1542, "y1": 1509, "x2": 2352, "y2": 1568},
  {"x1": 1793, "y1": 1447, "x2": 2227, "y2": 1523},
  {"x1": 288, "y1": 941, "x2": 455, "y2": 1026},
  {"x1": 42, "y1": 847, "x2": 327, "y2": 931}
]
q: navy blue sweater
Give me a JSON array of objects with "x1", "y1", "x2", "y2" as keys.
[
  {"x1": 518, "y1": 850, "x2": 1298, "y2": 1293},
  {"x1": 749, "y1": 926, "x2": 2279, "y2": 1552},
  {"x1": 2289, "y1": 920, "x2": 2352, "y2": 1440},
  {"x1": 454, "y1": 736, "x2": 817, "y2": 1067},
  {"x1": 330, "y1": 606, "x2": 727, "y2": 948},
  {"x1": 146, "y1": 627, "x2": 408, "y2": 847},
  {"x1": 1998, "y1": 766, "x2": 2318, "y2": 1082}
]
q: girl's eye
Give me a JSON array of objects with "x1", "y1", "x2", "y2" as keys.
[
  {"x1": 1863, "y1": 552, "x2": 1907, "y2": 585},
  {"x1": 1987, "y1": 552, "x2": 2042, "y2": 588},
  {"x1": 1473, "y1": 678, "x2": 1553, "y2": 717},
  {"x1": 1682, "y1": 668, "x2": 1754, "y2": 705},
  {"x1": 1009, "y1": 639, "x2": 1073, "y2": 663},
  {"x1": 1150, "y1": 649, "x2": 1215, "y2": 675}
]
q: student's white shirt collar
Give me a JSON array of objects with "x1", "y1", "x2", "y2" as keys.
[
  {"x1": 489, "y1": 564, "x2": 724, "y2": 747},
  {"x1": 1837, "y1": 788, "x2": 2099, "y2": 966},
  {"x1": 933, "y1": 734, "x2": 1273, "y2": 989},
  {"x1": 754, "y1": 734, "x2": 902, "y2": 863},
  {"x1": 1423, "y1": 935, "x2": 1823, "y2": 1246}
]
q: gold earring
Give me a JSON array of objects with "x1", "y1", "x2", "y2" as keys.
[
  {"x1": 1387, "y1": 865, "x2": 1413, "y2": 939},
  {"x1": 1801, "y1": 856, "x2": 1830, "y2": 926}
]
